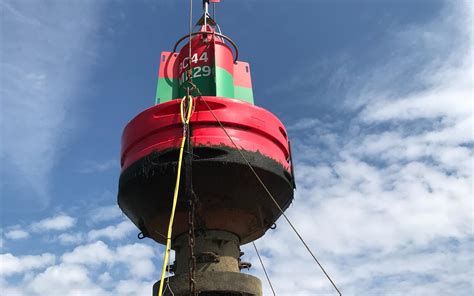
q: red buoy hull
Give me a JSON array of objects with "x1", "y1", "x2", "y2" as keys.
[
  {"x1": 118, "y1": 97, "x2": 294, "y2": 244},
  {"x1": 121, "y1": 97, "x2": 290, "y2": 172}
]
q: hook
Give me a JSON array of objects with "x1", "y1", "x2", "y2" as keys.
[{"x1": 137, "y1": 232, "x2": 146, "y2": 240}]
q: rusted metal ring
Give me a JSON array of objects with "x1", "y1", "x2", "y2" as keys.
[{"x1": 172, "y1": 31, "x2": 239, "y2": 63}]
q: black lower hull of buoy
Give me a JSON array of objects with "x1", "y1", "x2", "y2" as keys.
[{"x1": 118, "y1": 145, "x2": 294, "y2": 245}]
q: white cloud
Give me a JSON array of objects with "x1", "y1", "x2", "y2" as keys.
[
  {"x1": 0, "y1": 252, "x2": 156, "y2": 296},
  {"x1": 242, "y1": 1, "x2": 474, "y2": 295},
  {"x1": 90, "y1": 205, "x2": 123, "y2": 223},
  {"x1": 87, "y1": 220, "x2": 136, "y2": 241},
  {"x1": 79, "y1": 159, "x2": 119, "y2": 174},
  {"x1": 28, "y1": 263, "x2": 109, "y2": 296},
  {"x1": 62, "y1": 241, "x2": 114, "y2": 266},
  {"x1": 0, "y1": 278, "x2": 25, "y2": 296},
  {"x1": 56, "y1": 233, "x2": 84, "y2": 245},
  {"x1": 31, "y1": 214, "x2": 76, "y2": 232},
  {"x1": 61, "y1": 240, "x2": 155, "y2": 279},
  {"x1": 0, "y1": 0, "x2": 102, "y2": 206},
  {"x1": 0, "y1": 253, "x2": 55, "y2": 276},
  {"x1": 0, "y1": 1, "x2": 472, "y2": 295},
  {"x1": 116, "y1": 243, "x2": 156, "y2": 279},
  {"x1": 5, "y1": 229, "x2": 29, "y2": 240},
  {"x1": 114, "y1": 279, "x2": 155, "y2": 296},
  {"x1": 98, "y1": 271, "x2": 112, "y2": 283}
]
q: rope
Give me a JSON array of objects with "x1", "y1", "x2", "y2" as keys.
[
  {"x1": 164, "y1": 279, "x2": 175, "y2": 296},
  {"x1": 252, "y1": 242, "x2": 276, "y2": 296},
  {"x1": 157, "y1": 95, "x2": 194, "y2": 296},
  {"x1": 187, "y1": 0, "x2": 193, "y2": 81},
  {"x1": 198, "y1": 96, "x2": 342, "y2": 296},
  {"x1": 212, "y1": 2, "x2": 215, "y2": 21}
]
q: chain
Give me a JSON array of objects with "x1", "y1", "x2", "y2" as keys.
[
  {"x1": 183, "y1": 87, "x2": 197, "y2": 296},
  {"x1": 187, "y1": 194, "x2": 197, "y2": 296},
  {"x1": 185, "y1": 2, "x2": 198, "y2": 294}
]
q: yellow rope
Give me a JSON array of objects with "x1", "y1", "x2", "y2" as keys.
[{"x1": 157, "y1": 95, "x2": 194, "y2": 296}]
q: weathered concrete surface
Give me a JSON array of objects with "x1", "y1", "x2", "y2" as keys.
[
  {"x1": 153, "y1": 231, "x2": 262, "y2": 295},
  {"x1": 154, "y1": 271, "x2": 262, "y2": 296},
  {"x1": 173, "y1": 231, "x2": 241, "y2": 274}
]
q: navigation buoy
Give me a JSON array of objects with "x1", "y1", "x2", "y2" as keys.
[{"x1": 118, "y1": 1, "x2": 295, "y2": 295}]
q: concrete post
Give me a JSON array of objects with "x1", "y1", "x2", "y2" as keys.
[{"x1": 153, "y1": 230, "x2": 262, "y2": 296}]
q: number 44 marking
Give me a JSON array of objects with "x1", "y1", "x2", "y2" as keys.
[
  {"x1": 180, "y1": 52, "x2": 209, "y2": 72},
  {"x1": 194, "y1": 52, "x2": 208, "y2": 63}
]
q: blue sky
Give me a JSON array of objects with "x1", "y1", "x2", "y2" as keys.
[{"x1": 1, "y1": 0, "x2": 472, "y2": 295}]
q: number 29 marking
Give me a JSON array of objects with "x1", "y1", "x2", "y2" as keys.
[{"x1": 179, "y1": 65, "x2": 212, "y2": 84}]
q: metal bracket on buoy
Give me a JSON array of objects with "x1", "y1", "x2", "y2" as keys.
[{"x1": 196, "y1": 252, "x2": 220, "y2": 264}]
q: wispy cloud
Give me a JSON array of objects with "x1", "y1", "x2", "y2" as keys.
[
  {"x1": 0, "y1": 212, "x2": 155, "y2": 295},
  {"x1": 61, "y1": 241, "x2": 115, "y2": 267},
  {"x1": 0, "y1": 1, "x2": 472, "y2": 295},
  {"x1": 0, "y1": 0, "x2": 102, "y2": 207},
  {"x1": 61, "y1": 241, "x2": 156, "y2": 279},
  {"x1": 31, "y1": 214, "x2": 76, "y2": 232},
  {"x1": 0, "y1": 253, "x2": 55, "y2": 276},
  {"x1": 4, "y1": 228, "x2": 29, "y2": 240},
  {"x1": 87, "y1": 220, "x2": 135, "y2": 241},
  {"x1": 78, "y1": 159, "x2": 119, "y2": 174},
  {"x1": 0, "y1": 239, "x2": 155, "y2": 296},
  {"x1": 244, "y1": 1, "x2": 473, "y2": 294},
  {"x1": 26, "y1": 263, "x2": 109, "y2": 296},
  {"x1": 89, "y1": 205, "x2": 123, "y2": 223},
  {"x1": 56, "y1": 232, "x2": 84, "y2": 246}
]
